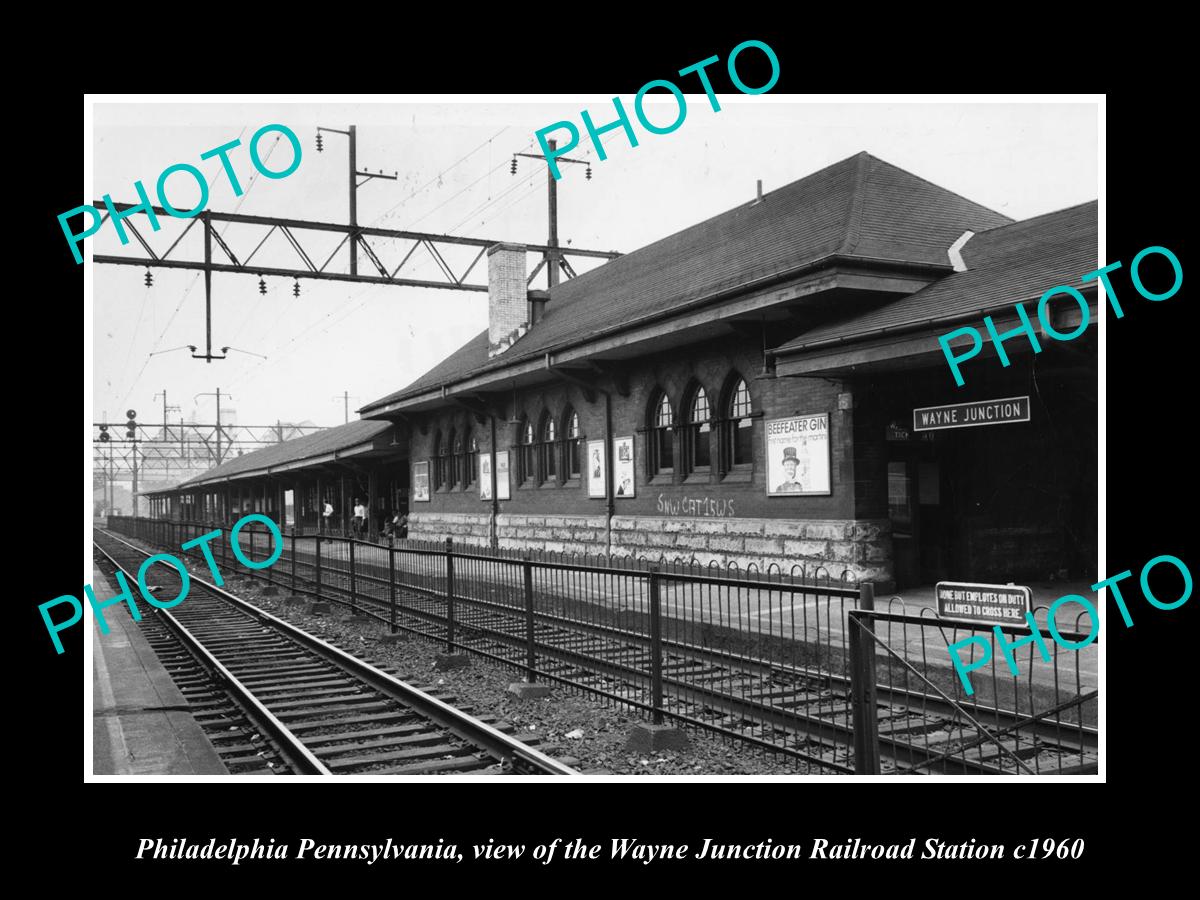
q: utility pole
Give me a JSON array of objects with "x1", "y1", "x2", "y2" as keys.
[
  {"x1": 131, "y1": 443, "x2": 139, "y2": 516},
  {"x1": 154, "y1": 390, "x2": 181, "y2": 475},
  {"x1": 547, "y1": 139, "x2": 560, "y2": 288},
  {"x1": 316, "y1": 124, "x2": 398, "y2": 277},
  {"x1": 195, "y1": 389, "x2": 231, "y2": 466},
  {"x1": 349, "y1": 126, "x2": 357, "y2": 275},
  {"x1": 514, "y1": 139, "x2": 591, "y2": 288},
  {"x1": 332, "y1": 391, "x2": 359, "y2": 424},
  {"x1": 96, "y1": 127, "x2": 617, "y2": 357}
]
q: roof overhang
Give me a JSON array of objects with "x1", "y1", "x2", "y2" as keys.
[
  {"x1": 775, "y1": 288, "x2": 1097, "y2": 377},
  {"x1": 177, "y1": 432, "x2": 401, "y2": 489},
  {"x1": 363, "y1": 256, "x2": 951, "y2": 416}
]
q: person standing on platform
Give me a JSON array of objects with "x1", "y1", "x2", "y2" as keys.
[
  {"x1": 322, "y1": 498, "x2": 334, "y2": 533},
  {"x1": 352, "y1": 497, "x2": 367, "y2": 537}
]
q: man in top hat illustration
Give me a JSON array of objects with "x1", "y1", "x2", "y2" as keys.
[{"x1": 774, "y1": 446, "x2": 807, "y2": 493}]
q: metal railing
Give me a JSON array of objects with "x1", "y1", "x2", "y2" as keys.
[
  {"x1": 105, "y1": 516, "x2": 1099, "y2": 775},
  {"x1": 847, "y1": 605, "x2": 1098, "y2": 775}
]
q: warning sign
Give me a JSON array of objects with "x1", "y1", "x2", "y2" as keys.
[{"x1": 935, "y1": 581, "x2": 1031, "y2": 624}]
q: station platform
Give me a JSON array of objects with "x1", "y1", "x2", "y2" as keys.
[{"x1": 91, "y1": 564, "x2": 228, "y2": 775}]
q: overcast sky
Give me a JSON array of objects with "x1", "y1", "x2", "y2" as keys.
[{"x1": 89, "y1": 99, "x2": 1098, "y2": 430}]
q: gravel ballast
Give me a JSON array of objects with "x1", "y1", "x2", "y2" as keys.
[{"x1": 109, "y1": 533, "x2": 842, "y2": 776}]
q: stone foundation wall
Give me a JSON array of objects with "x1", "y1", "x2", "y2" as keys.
[
  {"x1": 408, "y1": 509, "x2": 892, "y2": 583},
  {"x1": 496, "y1": 514, "x2": 609, "y2": 555},
  {"x1": 610, "y1": 516, "x2": 891, "y2": 583},
  {"x1": 408, "y1": 511, "x2": 491, "y2": 543}
]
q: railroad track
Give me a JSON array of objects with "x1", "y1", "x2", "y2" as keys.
[
  {"x1": 106, "y1": 525, "x2": 1098, "y2": 775},
  {"x1": 278, "y1": 554, "x2": 1097, "y2": 775},
  {"x1": 93, "y1": 531, "x2": 579, "y2": 777}
]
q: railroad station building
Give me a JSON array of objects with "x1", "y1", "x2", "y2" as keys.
[{"x1": 144, "y1": 152, "x2": 1098, "y2": 590}]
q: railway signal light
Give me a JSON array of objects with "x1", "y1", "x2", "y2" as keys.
[
  {"x1": 98, "y1": 424, "x2": 110, "y2": 443},
  {"x1": 125, "y1": 410, "x2": 137, "y2": 440}
]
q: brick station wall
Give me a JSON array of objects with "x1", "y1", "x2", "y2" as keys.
[{"x1": 405, "y1": 334, "x2": 895, "y2": 583}]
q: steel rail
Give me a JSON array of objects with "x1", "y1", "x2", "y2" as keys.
[
  {"x1": 287, "y1": 546, "x2": 1098, "y2": 754},
  {"x1": 96, "y1": 530, "x2": 578, "y2": 777},
  {"x1": 93, "y1": 541, "x2": 332, "y2": 776}
]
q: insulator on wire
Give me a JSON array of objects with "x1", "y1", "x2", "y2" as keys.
[
  {"x1": 293, "y1": 279, "x2": 301, "y2": 298},
  {"x1": 510, "y1": 157, "x2": 518, "y2": 175},
  {"x1": 316, "y1": 132, "x2": 324, "y2": 153},
  {"x1": 585, "y1": 164, "x2": 592, "y2": 181},
  {"x1": 144, "y1": 268, "x2": 153, "y2": 287},
  {"x1": 258, "y1": 275, "x2": 267, "y2": 295}
]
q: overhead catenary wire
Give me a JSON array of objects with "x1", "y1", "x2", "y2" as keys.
[
  {"x1": 453, "y1": 151, "x2": 587, "y2": 235},
  {"x1": 235, "y1": 135, "x2": 538, "y2": 359},
  {"x1": 371, "y1": 127, "x2": 510, "y2": 227},
  {"x1": 117, "y1": 127, "x2": 295, "y2": 409},
  {"x1": 400, "y1": 138, "x2": 534, "y2": 232},
  {"x1": 225, "y1": 135, "x2": 593, "y2": 395},
  {"x1": 235, "y1": 136, "x2": 543, "y2": 365},
  {"x1": 180, "y1": 134, "x2": 288, "y2": 350}
]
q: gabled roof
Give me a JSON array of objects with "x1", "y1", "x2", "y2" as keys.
[
  {"x1": 362, "y1": 151, "x2": 1012, "y2": 412},
  {"x1": 167, "y1": 419, "x2": 393, "y2": 489},
  {"x1": 776, "y1": 200, "x2": 1098, "y2": 354}
]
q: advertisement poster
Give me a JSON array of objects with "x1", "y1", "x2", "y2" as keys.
[
  {"x1": 479, "y1": 454, "x2": 493, "y2": 501},
  {"x1": 495, "y1": 450, "x2": 511, "y2": 500},
  {"x1": 284, "y1": 489, "x2": 295, "y2": 527},
  {"x1": 412, "y1": 461, "x2": 430, "y2": 502},
  {"x1": 765, "y1": 413, "x2": 830, "y2": 496},
  {"x1": 586, "y1": 439, "x2": 606, "y2": 498},
  {"x1": 613, "y1": 435, "x2": 635, "y2": 497}
]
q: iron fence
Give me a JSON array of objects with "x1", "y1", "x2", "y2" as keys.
[
  {"x1": 847, "y1": 605, "x2": 1098, "y2": 775},
  {"x1": 103, "y1": 516, "x2": 1099, "y2": 775}
]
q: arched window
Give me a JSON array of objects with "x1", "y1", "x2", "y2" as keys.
[
  {"x1": 564, "y1": 408, "x2": 581, "y2": 480},
  {"x1": 450, "y1": 430, "x2": 462, "y2": 488},
  {"x1": 465, "y1": 435, "x2": 477, "y2": 488},
  {"x1": 685, "y1": 385, "x2": 712, "y2": 474},
  {"x1": 519, "y1": 418, "x2": 536, "y2": 485},
  {"x1": 721, "y1": 376, "x2": 754, "y2": 472},
  {"x1": 432, "y1": 431, "x2": 447, "y2": 490},
  {"x1": 539, "y1": 412, "x2": 557, "y2": 483},
  {"x1": 648, "y1": 390, "x2": 675, "y2": 477}
]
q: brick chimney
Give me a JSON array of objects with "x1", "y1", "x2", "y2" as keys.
[{"x1": 487, "y1": 243, "x2": 529, "y2": 358}]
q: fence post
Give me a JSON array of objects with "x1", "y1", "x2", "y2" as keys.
[
  {"x1": 523, "y1": 553, "x2": 536, "y2": 682},
  {"x1": 848, "y1": 610, "x2": 882, "y2": 775},
  {"x1": 445, "y1": 537, "x2": 455, "y2": 652},
  {"x1": 649, "y1": 565, "x2": 664, "y2": 726},
  {"x1": 315, "y1": 534, "x2": 323, "y2": 596},
  {"x1": 265, "y1": 527, "x2": 274, "y2": 586},
  {"x1": 290, "y1": 529, "x2": 297, "y2": 592},
  {"x1": 859, "y1": 581, "x2": 876, "y2": 615},
  {"x1": 349, "y1": 538, "x2": 359, "y2": 614},
  {"x1": 388, "y1": 545, "x2": 397, "y2": 634}
]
